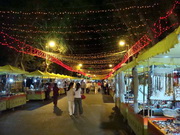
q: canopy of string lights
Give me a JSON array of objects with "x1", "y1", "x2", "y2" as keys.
[{"x1": 0, "y1": 0, "x2": 179, "y2": 79}]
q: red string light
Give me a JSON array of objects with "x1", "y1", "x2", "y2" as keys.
[{"x1": 0, "y1": 32, "x2": 88, "y2": 77}]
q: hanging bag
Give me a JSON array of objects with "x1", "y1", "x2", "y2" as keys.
[{"x1": 81, "y1": 94, "x2": 86, "y2": 99}]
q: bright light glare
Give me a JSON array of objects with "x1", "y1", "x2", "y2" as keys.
[
  {"x1": 79, "y1": 64, "x2": 83, "y2": 67},
  {"x1": 109, "y1": 64, "x2": 112, "y2": 67},
  {"x1": 9, "y1": 78, "x2": 13, "y2": 83},
  {"x1": 119, "y1": 40, "x2": 125, "y2": 46},
  {"x1": 48, "y1": 41, "x2": 56, "y2": 47}
]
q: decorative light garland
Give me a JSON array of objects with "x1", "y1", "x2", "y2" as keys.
[
  {"x1": 1, "y1": 23, "x2": 148, "y2": 34},
  {"x1": 0, "y1": 2, "x2": 159, "y2": 15},
  {"x1": 6, "y1": 33, "x2": 143, "y2": 41},
  {"x1": 57, "y1": 58, "x2": 122, "y2": 65},
  {"x1": 1, "y1": 26, "x2": 126, "y2": 34},
  {"x1": 0, "y1": 15, "x2": 128, "y2": 21},
  {"x1": 54, "y1": 50, "x2": 126, "y2": 59},
  {"x1": 1, "y1": 22, "x2": 147, "y2": 30}
]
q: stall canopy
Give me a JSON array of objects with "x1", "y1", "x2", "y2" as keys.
[
  {"x1": 26, "y1": 70, "x2": 46, "y2": 77},
  {"x1": 26, "y1": 70, "x2": 77, "y2": 79},
  {"x1": 0, "y1": 65, "x2": 28, "y2": 75}
]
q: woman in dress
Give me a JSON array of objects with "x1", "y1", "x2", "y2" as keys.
[{"x1": 66, "y1": 82, "x2": 75, "y2": 116}]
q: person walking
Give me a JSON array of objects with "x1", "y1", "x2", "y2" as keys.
[
  {"x1": 74, "y1": 83, "x2": 83, "y2": 117},
  {"x1": 66, "y1": 82, "x2": 75, "y2": 116},
  {"x1": 81, "y1": 80, "x2": 86, "y2": 94},
  {"x1": 53, "y1": 83, "x2": 59, "y2": 107},
  {"x1": 94, "y1": 82, "x2": 98, "y2": 94}
]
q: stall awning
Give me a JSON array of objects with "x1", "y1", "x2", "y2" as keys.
[
  {"x1": 26, "y1": 70, "x2": 46, "y2": 77},
  {"x1": 137, "y1": 26, "x2": 180, "y2": 62},
  {"x1": 0, "y1": 65, "x2": 28, "y2": 75}
]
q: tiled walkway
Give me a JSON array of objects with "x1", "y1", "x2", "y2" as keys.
[{"x1": 0, "y1": 93, "x2": 133, "y2": 135}]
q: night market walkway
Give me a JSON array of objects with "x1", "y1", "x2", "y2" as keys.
[{"x1": 0, "y1": 92, "x2": 133, "y2": 135}]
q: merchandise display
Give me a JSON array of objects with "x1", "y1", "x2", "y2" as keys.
[{"x1": 152, "y1": 119, "x2": 180, "y2": 135}]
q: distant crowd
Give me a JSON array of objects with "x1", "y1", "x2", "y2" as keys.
[{"x1": 43, "y1": 80, "x2": 113, "y2": 117}]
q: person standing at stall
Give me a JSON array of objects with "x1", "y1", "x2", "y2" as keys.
[
  {"x1": 44, "y1": 83, "x2": 51, "y2": 100},
  {"x1": 103, "y1": 81, "x2": 107, "y2": 94},
  {"x1": 53, "y1": 83, "x2": 59, "y2": 107},
  {"x1": 74, "y1": 83, "x2": 83, "y2": 117},
  {"x1": 106, "y1": 82, "x2": 109, "y2": 95},
  {"x1": 66, "y1": 82, "x2": 75, "y2": 116}
]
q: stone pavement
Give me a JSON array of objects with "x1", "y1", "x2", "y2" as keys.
[{"x1": 0, "y1": 93, "x2": 133, "y2": 135}]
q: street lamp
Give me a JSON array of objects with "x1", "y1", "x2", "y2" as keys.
[
  {"x1": 78, "y1": 64, "x2": 83, "y2": 67},
  {"x1": 118, "y1": 40, "x2": 131, "y2": 103},
  {"x1": 48, "y1": 41, "x2": 56, "y2": 47},
  {"x1": 119, "y1": 40, "x2": 125, "y2": 47},
  {"x1": 45, "y1": 40, "x2": 56, "y2": 72}
]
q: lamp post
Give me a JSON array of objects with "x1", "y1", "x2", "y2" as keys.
[
  {"x1": 45, "y1": 40, "x2": 56, "y2": 72},
  {"x1": 118, "y1": 40, "x2": 130, "y2": 103}
]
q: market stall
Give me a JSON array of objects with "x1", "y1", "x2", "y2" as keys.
[
  {"x1": 0, "y1": 97, "x2": 7, "y2": 111},
  {"x1": 25, "y1": 70, "x2": 50, "y2": 100},
  {"x1": 6, "y1": 93, "x2": 26, "y2": 109},
  {"x1": 113, "y1": 27, "x2": 180, "y2": 135},
  {"x1": 0, "y1": 65, "x2": 27, "y2": 110}
]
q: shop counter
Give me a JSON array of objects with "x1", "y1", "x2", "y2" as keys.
[
  {"x1": 50, "y1": 91, "x2": 53, "y2": 98},
  {"x1": 115, "y1": 97, "x2": 120, "y2": 108},
  {"x1": 127, "y1": 105, "x2": 148, "y2": 135},
  {"x1": 0, "y1": 97, "x2": 8, "y2": 111},
  {"x1": 120, "y1": 103, "x2": 129, "y2": 119},
  {"x1": 148, "y1": 117, "x2": 177, "y2": 135},
  {"x1": 27, "y1": 91, "x2": 45, "y2": 100},
  {"x1": 6, "y1": 94, "x2": 26, "y2": 109},
  {"x1": 59, "y1": 88, "x2": 65, "y2": 95},
  {"x1": 148, "y1": 120, "x2": 166, "y2": 135},
  {"x1": 109, "y1": 89, "x2": 115, "y2": 98}
]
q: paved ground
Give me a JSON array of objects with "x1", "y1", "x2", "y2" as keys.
[{"x1": 0, "y1": 92, "x2": 133, "y2": 135}]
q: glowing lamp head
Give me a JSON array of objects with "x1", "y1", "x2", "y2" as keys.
[
  {"x1": 109, "y1": 64, "x2": 112, "y2": 67},
  {"x1": 79, "y1": 64, "x2": 83, "y2": 67},
  {"x1": 48, "y1": 41, "x2": 56, "y2": 47},
  {"x1": 119, "y1": 40, "x2": 125, "y2": 47}
]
